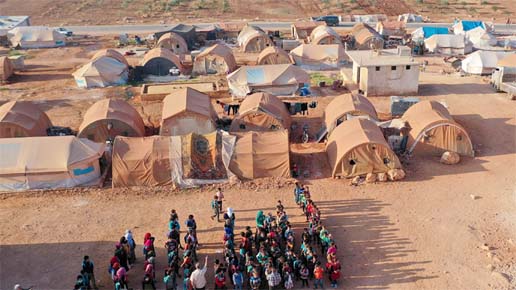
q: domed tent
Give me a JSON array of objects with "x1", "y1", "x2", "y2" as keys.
[
  {"x1": 229, "y1": 92, "x2": 291, "y2": 133},
  {"x1": 229, "y1": 130, "x2": 290, "y2": 179},
  {"x1": 92, "y1": 49, "x2": 129, "y2": 66},
  {"x1": 73, "y1": 56, "x2": 129, "y2": 88},
  {"x1": 192, "y1": 43, "x2": 237, "y2": 75},
  {"x1": 402, "y1": 101, "x2": 474, "y2": 157},
  {"x1": 141, "y1": 48, "x2": 184, "y2": 76},
  {"x1": 156, "y1": 32, "x2": 189, "y2": 55},
  {"x1": 237, "y1": 25, "x2": 273, "y2": 53},
  {"x1": 0, "y1": 136, "x2": 105, "y2": 191},
  {"x1": 290, "y1": 44, "x2": 347, "y2": 70},
  {"x1": 256, "y1": 46, "x2": 291, "y2": 65},
  {"x1": 78, "y1": 99, "x2": 145, "y2": 143},
  {"x1": 0, "y1": 101, "x2": 52, "y2": 138},
  {"x1": 0, "y1": 56, "x2": 14, "y2": 81},
  {"x1": 351, "y1": 23, "x2": 384, "y2": 50},
  {"x1": 310, "y1": 25, "x2": 342, "y2": 45},
  {"x1": 324, "y1": 94, "x2": 378, "y2": 138},
  {"x1": 160, "y1": 87, "x2": 218, "y2": 136},
  {"x1": 326, "y1": 118, "x2": 402, "y2": 178}
]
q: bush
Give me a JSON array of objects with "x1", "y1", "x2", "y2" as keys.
[
  {"x1": 350, "y1": 0, "x2": 357, "y2": 3},
  {"x1": 416, "y1": 0, "x2": 423, "y2": 3},
  {"x1": 491, "y1": 5, "x2": 498, "y2": 11},
  {"x1": 440, "y1": 0, "x2": 449, "y2": 5},
  {"x1": 222, "y1": 0, "x2": 230, "y2": 12}
]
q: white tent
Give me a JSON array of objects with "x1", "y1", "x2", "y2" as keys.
[
  {"x1": 462, "y1": 51, "x2": 511, "y2": 75},
  {"x1": 8, "y1": 26, "x2": 65, "y2": 48},
  {"x1": 398, "y1": 14, "x2": 423, "y2": 23},
  {"x1": 73, "y1": 56, "x2": 128, "y2": 88},
  {"x1": 465, "y1": 26, "x2": 497, "y2": 48},
  {"x1": 424, "y1": 34, "x2": 471, "y2": 55}
]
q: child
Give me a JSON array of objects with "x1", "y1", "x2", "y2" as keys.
[
  {"x1": 299, "y1": 264, "x2": 309, "y2": 288},
  {"x1": 163, "y1": 268, "x2": 176, "y2": 290},
  {"x1": 211, "y1": 195, "x2": 220, "y2": 222},
  {"x1": 214, "y1": 270, "x2": 226, "y2": 290},
  {"x1": 284, "y1": 270, "x2": 294, "y2": 289},
  {"x1": 232, "y1": 270, "x2": 244, "y2": 290},
  {"x1": 313, "y1": 261, "x2": 324, "y2": 289},
  {"x1": 183, "y1": 268, "x2": 191, "y2": 290}
]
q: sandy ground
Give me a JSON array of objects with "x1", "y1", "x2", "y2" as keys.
[{"x1": 1, "y1": 39, "x2": 516, "y2": 289}]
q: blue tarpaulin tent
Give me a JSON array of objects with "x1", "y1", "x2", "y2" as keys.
[
  {"x1": 422, "y1": 27, "x2": 449, "y2": 38},
  {"x1": 460, "y1": 20, "x2": 485, "y2": 31}
]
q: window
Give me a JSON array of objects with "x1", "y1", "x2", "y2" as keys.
[
  {"x1": 239, "y1": 124, "x2": 246, "y2": 130},
  {"x1": 383, "y1": 157, "x2": 391, "y2": 165},
  {"x1": 457, "y1": 134, "x2": 463, "y2": 141},
  {"x1": 349, "y1": 159, "x2": 356, "y2": 166},
  {"x1": 391, "y1": 66, "x2": 397, "y2": 71},
  {"x1": 375, "y1": 66, "x2": 380, "y2": 71},
  {"x1": 176, "y1": 44, "x2": 180, "y2": 48},
  {"x1": 406, "y1": 65, "x2": 411, "y2": 70}
]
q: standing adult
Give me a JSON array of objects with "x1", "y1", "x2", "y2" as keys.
[
  {"x1": 216, "y1": 188, "x2": 224, "y2": 212},
  {"x1": 82, "y1": 255, "x2": 97, "y2": 289},
  {"x1": 125, "y1": 230, "x2": 136, "y2": 265},
  {"x1": 190, "y1": 256, "x2": 208, "y2": 290}
]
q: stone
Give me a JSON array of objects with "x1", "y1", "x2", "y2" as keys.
[
  {"x1": 440, "y1": 151, "x2": 460, "y2": 165},
  {"x1": 491, "y1": 272, "x2": 510, "y2": 284},
  {"x1": 377, "y1": 172, "x2": 388, "y2": 182},
  {"x1": 480, "y1": 243, "x2": 492, "y2": 251},
  {"x1": 365, "y1": 173, "x2": 377, "y2": 183},
  {"x1": 387, "y1": 169, "x2": 406, "y2": 181},
  {"x1": 470, "y1": 194, "x2": 480, "y2": 200}
]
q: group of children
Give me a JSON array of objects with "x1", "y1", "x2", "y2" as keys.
[{"x1": 73, "y1": 256, "x2": 97, "y2": 290}]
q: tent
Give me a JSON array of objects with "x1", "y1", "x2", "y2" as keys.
[
  {"x1": 402, "y1": 100, "x2": 474, "y2": 156},
  {"x1": 78, "y1": 99, "x2": 145, "y2": 143},
  {"x1": 424, "y1": 34, "x2": 471, "y2": 55},
  {"x1": 156, "y1": 32, "x2": 189, "y2": 55},
  {"x1": 154, "y1": 24, "x2": 196, "y2": 50},
  {"x1": 141, "y1": 48, "x2": 184, "y2": 76},
  {"x1": 453, "y1": 20, "x2": 485, "y2": 34},
  {"x1": 0, "y1": 136, "x2": 104, "y2": 191},
  {"x1": 351, "y1": 23, "x2": 384, "y2": 50},
  {"x1": 92, "y1": 49, "x2": 129, "y2": 66},
  {"x1": 461, "y1": 51, "x2": 510, "y2": 75},
  {"x1": 160, "y1": 87, "x2": 218, "y2": 136},
  {"x1": 411, "y1": 27, "x2": 449, "y2": 40},
  {"x1": 0, "y1": 56, "x2": 14, "y2": 81},
  {"x1": 291, "y1": 21, "x2": 326, "y2": 40},
  {"x1": 326, "y1": 118, "x2": 401, "y2": 178},
  {"x1": 229, "y1": 92, "x2": 291, "y2": 133},
  {"x1": 112, "y1": 132, "x2": 236, "y2": 188},
  {"x1": 0, "y1": 101, "x2": 52, "y2": 138},
  {"x1": 237, "y1": 25, "x2": 273, "y2": 53},
  {"x1": 324, "y1": 94, "x2": 378, "y2": 137},
  {"x1": 290, "y1": 44, "x2": 347, "y2": 70},
  {"x1": 192, "y1": 43, "x2": 237, "y2": 75},
  {"x1": 310, "y1": 25, "x2": 342, "y2": 45},
  {"x1": 8, "y1": 26, "x2": 65, "y2": 48},
  {"x1": 229, "y1": 130, "x2": 290, "y2": 179},
  {"x1": 376, "y1": 21, "x2": 406, "y2": 37},
  {"x1": 398, "y1": 13, "x2": 423, "y2": 23},
  {"x1": 256, "y1": 46, "x2": 291, "y2": 65},
  {"x1": 73, "y1": 56, "x2": 129, "y2": 88},
  {"x1": 465, "y1": 26, "x2": 497, "y2": 48},
  {"x1": 227, "y1": 64, "x2": 310, "y2": 98}
]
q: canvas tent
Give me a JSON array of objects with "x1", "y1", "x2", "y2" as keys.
[
  {"x1": 461, "y1": 51, "x2": 510, "y2": 75},
  {"x1": 290, "y1": 44, "x2": 347, "y2": 70},
  {"x1": 411, "y1": 27, "x2": 449, "y2": 40},
  {"x1": 112, "y1": 132, "x2": 236, "y2": 188},
  {"x1": 227, "y1": 64, "x2": 310, "y2": 98},
  {"x1": 8, "y1": 26, "x2": 65, "y2": 48},
  {"x1": 324, "y1": 94, "x2": 378, "y2": 138},
  {"x1": 141, "y1": 48, "x2": 184, "y2": 76},
  {"x1": 192, "y1": 43, "x2": 237, "y2": 75},
  {"x1": 351, "y1": 23, "x2": 384, "y2": 50},
  {"x1": 78, "y1": 99, "x2": 145, "y2": 143},
  {"x1": 291, "y1": 21, "x2": 326, "y2": 41},
  {"x1": 154, "y1": 24, "x2": 196, "y2": 50},
  {"x1": 465, "y1": 26, "x2": 497, "y2": 48},
  {"x1": 402, "y1": 100, "x2": 474, "y2": 157},
  {"x1": 156, "y1": 32, "x2": 189, "y2": 55},
  {"x1": 0, "y1": 56, "x2": 14, "y2": 81},
  {"x1": 92, "y1": 49, "x2": 129, "y2": 66},
  {"x1": 0, "y1": 136, "x2": 104, "y2": 191},
  {"x1": 256, "y1": 46, "x2": 291, "y2": 65},
  {"x1": 309, "y1": 25, "x2": 342, "y2": 45},
  {"x1": 73, "y1": 56, "x2": 129, "y2": 88},
  {"x1": 237, "y1": 25, "x2": 273, "y2": 53},
  {"x1": 229, "y1": 92, "x2": 291, "y2": 133},
  {"x1": 398, "y1": 13, "x2": 423, "y2": 23},
  {"x1": 453, "y1": 20, "x2": 485, "y2": 35},
  {"x1": 326, "y1": 118, "x2": 402, "y2": 178},
  {"x1": 160, "y1": 88, "x2": 218, "y2": 136},
  {"x1": 0, "y1": 101, "x2": 52, "y2": 138},
  {"x1": 424, "y1": 34, "x2": 471, "y2": 55},
  {"x1": 229, "y1": 130, "x2": 290, "y2": 179},
  {"x1": 376, "y1": 21, "x2": 406, "y2": 37}
]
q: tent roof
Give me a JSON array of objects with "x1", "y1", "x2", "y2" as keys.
[
  {"x1": 72, "y1": 56, "x2": 127, "y2": 78},
  {"x1": 424, "y1": 34, "x2": 465, "y2": 48},
  {"x1": 455, "y1": 20, "x2": 485, "y2": 31},
  {"x1": 196, "y1": 43, "x2": 237, "y2": 71},
  {"x1": 236, "y1": 92, "x2": 291, "y2": 128},
  {"x1": 8, "y1": 26, "x2": 65, "y2": 42},
  {"x1": 0, "y1": 101, "x2": 52, "y2": 134},
  {"x1": 256, "y1": 46, "x2": 291, "y2": 64},
  {"x1": 162, "y1": 87, "x2": 218, "y2": 121},
  {"x1": 292, "y1": 21, "x2": 326, "y2": 30},
  {"x1": 351, "y1": 23, "x2": 382, "y2": 44},
  {"x1": 416, "y1": 27, "x2": 449, "y2": 38},
  {"x1": 157, "y1": 32, "x2": 189, "y2": 51},
  {"x1": 141, "y1": 48, "x2": 184, "y2": 71},
  {"x1": 91, "y1": 49, "x2": 129, "y2": 66},
  {"x1": 310, "y1": 25, "x2": 341, "y2": 44},
  {"x1": 378, "y1": 21, "x2": 406, "y2": 30},
  {"x1": 463, "y1": 51, "x2": 509, "y2": 68},
  {"x1": 496, "y1": 53, "x2": 516, "y2": 67},
  {"x1": 218, "y1": 21, "x2": 247, "y2": 32},
  {"x1": 0, "y1": 136, "x2": 104, "y2": 175},
  {"x1": 227, "y1": 64, "x2": 310, "y2": 86},
  {"x1": 78, "y1": 99, "x2": 145, "y2": 137},
  {"x1": 237, "y1": 25, "x2": 270, "y2": 48},
  {"x1": 290, "y1": 44, "x2": 346, "y2": 62},
  {"x1": 324, "y1": 94, "x2": 378, "y2": 130},
  {"x1": 326, "y1": 118, "x2": 393, "y2": 176}
]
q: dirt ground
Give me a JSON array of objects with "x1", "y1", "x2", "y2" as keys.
[
  {"x1": 0, "y1": 0, "x2": 514, "y2": 26},
  {"x1": 1, "y1": 36, "x2": 516, "y2": 290}
]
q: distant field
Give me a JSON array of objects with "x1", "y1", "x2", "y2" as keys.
[{"x1": 0, "y1": 0, "x2": 514, "y2": 26}]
